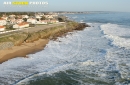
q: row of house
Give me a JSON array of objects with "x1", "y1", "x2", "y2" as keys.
[
  {"x1": 0, "y1": 18, "x2": 6, "y2": 31},
  {"x1": 0, "y1": 26, "x2": 5, "y2": 31},
  {"x1": 0, "y1": 19, "x2": 59, "y2": 31},
  {"x1": 0, "y1": 18, "x2": 6, "y2": 26},
  {"x1": 13, "y1": 22, "x2": 29, "y2": 29},
  {"x1": 27, "y1": 18, "x2": 59, "y2": 24},
  {"x1": 0, "y1": 14, "x2": 58, "y2": 25},
  {"x1": 0, "y1": 13, "x2": 59, "y2": 31}
]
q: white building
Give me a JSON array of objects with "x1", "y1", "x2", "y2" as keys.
[
  {"x1": 16, "y1": 19, "x2": 23, "y2": 24},
  {"x1": 1, "y1": 16, "x2": 8, "y2": 20},
  {"x1": 9, "y1": 14, "x2": 16, "y2": 18},
  {"x1": 8, "y1": 18, "x2": 16, "y2": 24},
  {"x1": 27, "y1": 19, "x2": 36, "y2": 24},
  {"x1": 36, "y1": 20, "x2": 48, "y2": 24},
  {"x1": 50, "y1": 20, "x2": 59, "y2": 23},
  {"x1": 0, "y1": 26, "x2": 5, "y2": 31},
  {"x1": 13, "y1": 22, "x2": 29, "y2": 29},
  {"x1": 44, "y1": 15, "x2": 53, "y2": 19},
  {"x1": 0, "y1": 18, "x2": 6, "y2": 26},
  {"x1": 35, "y1": 15, "x2": 42, "y2": 19},
  {"x1": 22, "y1": 15, "x2": 29, "y2": 19}
]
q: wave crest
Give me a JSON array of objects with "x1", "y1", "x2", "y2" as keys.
[{"x1": 101, "y1": 23, "x2": 130, "y2": 49}]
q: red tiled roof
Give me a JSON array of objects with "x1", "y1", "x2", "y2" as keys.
[
  {"x1": 0, "y1": 18, "x2": 5, "y2": 20},
  {"x1": 18, "y1": 22, "x2": 29, "y2": 26},
  {"x1": 0, "y1": 26, "x2": 5, "y2": 28}
]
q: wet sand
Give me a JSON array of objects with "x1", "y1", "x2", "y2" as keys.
[{"x1": 0, "y1": 39, "x2": 49, "y2": 63}]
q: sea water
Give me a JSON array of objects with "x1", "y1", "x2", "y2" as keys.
[{"x1": 0, "y1": 12, "x2": 130, "y2": 85}]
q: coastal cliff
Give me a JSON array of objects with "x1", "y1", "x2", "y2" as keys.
[{"x1": 0, "y1": 21, "x2": 90, "y2": 63}]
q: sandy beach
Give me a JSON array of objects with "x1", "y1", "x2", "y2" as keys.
[
  {"x1": 0, "y1": 22, "x2": 88, "y2": 64},
  {"x1": 0, "y1": 39, "x2": 49, "y2": 63}
]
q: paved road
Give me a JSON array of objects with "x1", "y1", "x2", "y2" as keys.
[
  {"x1": 0, "y1": 23, "x2": 65, "y2": 38},
  {"x1": 22, "y1": 23, "x2": 65, "y2": 33}
]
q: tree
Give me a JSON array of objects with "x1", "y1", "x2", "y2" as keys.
[
  {"x1": 41, "y1": 16, "x2": 46, "y2": 20},
  {"x1": 58, "y1": 17, "x2": 64, "y2": 22},
  {"x1": 36, "y1": 18, "x2": 39, "y2": 21},
  {"x1": 6, "y1": 25, "x2": 15, "y2": 30},
  {"x1": 15, "y1": 16, "x2": 19, "y2": 19},
  {"x1": 23, "y1": 18, "x2": 27, "y2": 22}
]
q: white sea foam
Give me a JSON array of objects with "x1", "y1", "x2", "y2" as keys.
[
  {"x1": 81, "y1": 60, "x2": 97, "y2": 66},
  {"x1": 101, "y1": 23, "x2": 130, "y2": 49},
  {"x1": 87, "y1": 23, "x2": 93, "y2": 25},
  {"x1": 0, "y1": 30, "x2": 87, "y2": 85},
  {"x1": 0, "y1": 23, "x2": 129, "y2": 85}
]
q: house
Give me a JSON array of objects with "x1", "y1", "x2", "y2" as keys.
[
  {"x1": 13, "y1": 24, "x2": 19, "y2": 28},
  {"x1": 36, "y1": 20, "x2": 48, "y2": 24},
  {"x1": 8, "y1": 18, "x2": 16, "y2": 24},
  {"x1": 52, "y1": 14, "x2": 58, "y2": 17},
  {"x1": 35, "y1": 15, "x2": 42, "y2": 19},
  {"x1": 44, "y1": 15, "x2": 53, "y2": 19},
  {"x1": 9, "y1": 14, "x2": 16, "y2": 18},
  {"x1": 13, "y1": 22, "x2": 29, "y2": 29},
  {"x1": 50, "y1": 20, "x2": 59, "y2": 23},
  {"x1": 37, "y1": 13, "x2": 44, "y2": 17},
  {"x1": 0, "y1": 18, "x2": 6, "y2": 26},
  {"x1": 39, "y1": 14, "x2": 44, "y2": 17},
  {"x1": 0, "y1": 26, "x2": 5, "y2": 31},
  {"x1": 22, "y1": 15, "x2": 29, "y2": 19},
  {"x1": 27, "y1": 18, "x2": 36, "y2": 24},
  {"x1": 1, "y1": 16, "x2": 8, "y2": 20},
  {"x1": 16, "y1": 19, "x2": 23, "y2": 24}
]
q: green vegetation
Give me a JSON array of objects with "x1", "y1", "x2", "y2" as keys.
[
  {"x1": 57, "y1": 15, "x2": 67, "y2": 22},
  {"x1": 23, "y1": 18, "x2": 27, "y2": 22},
  {"x1": 0, "y1": 21, "x2": 88, "y2": 46},
  {"x1": 0, "y1": 12, "x2": 35, "y2": 16},
  {"x1": 41, "y1": 16, "x2": 46, "y2": 20},
  {"x1": 5, "y1": 25, "x2": 15, "y2": 31},
  {"x1": 0, "y1": 33, "x2": 27, "y2": 46}
]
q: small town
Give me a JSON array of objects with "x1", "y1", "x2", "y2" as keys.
[{"x1": 0, "y1": 12, "x2": 62, "y2": 32}]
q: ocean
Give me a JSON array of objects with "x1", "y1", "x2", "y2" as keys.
[{"x1": 0, "y1": 12, "x2": 130, "y2": 85}]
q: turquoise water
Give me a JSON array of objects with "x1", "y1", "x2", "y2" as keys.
[{"x1": 0, "y1": 12, "x2": 130, "y2": 85}]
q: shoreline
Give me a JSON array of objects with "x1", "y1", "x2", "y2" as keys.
[{"x1": 0, "y1": 22, "x2": 89, "y2": 64}]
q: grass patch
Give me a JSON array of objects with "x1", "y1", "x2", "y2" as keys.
[{"x1": 0, "y1": 21, "x2": 88, "y2": 46}]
